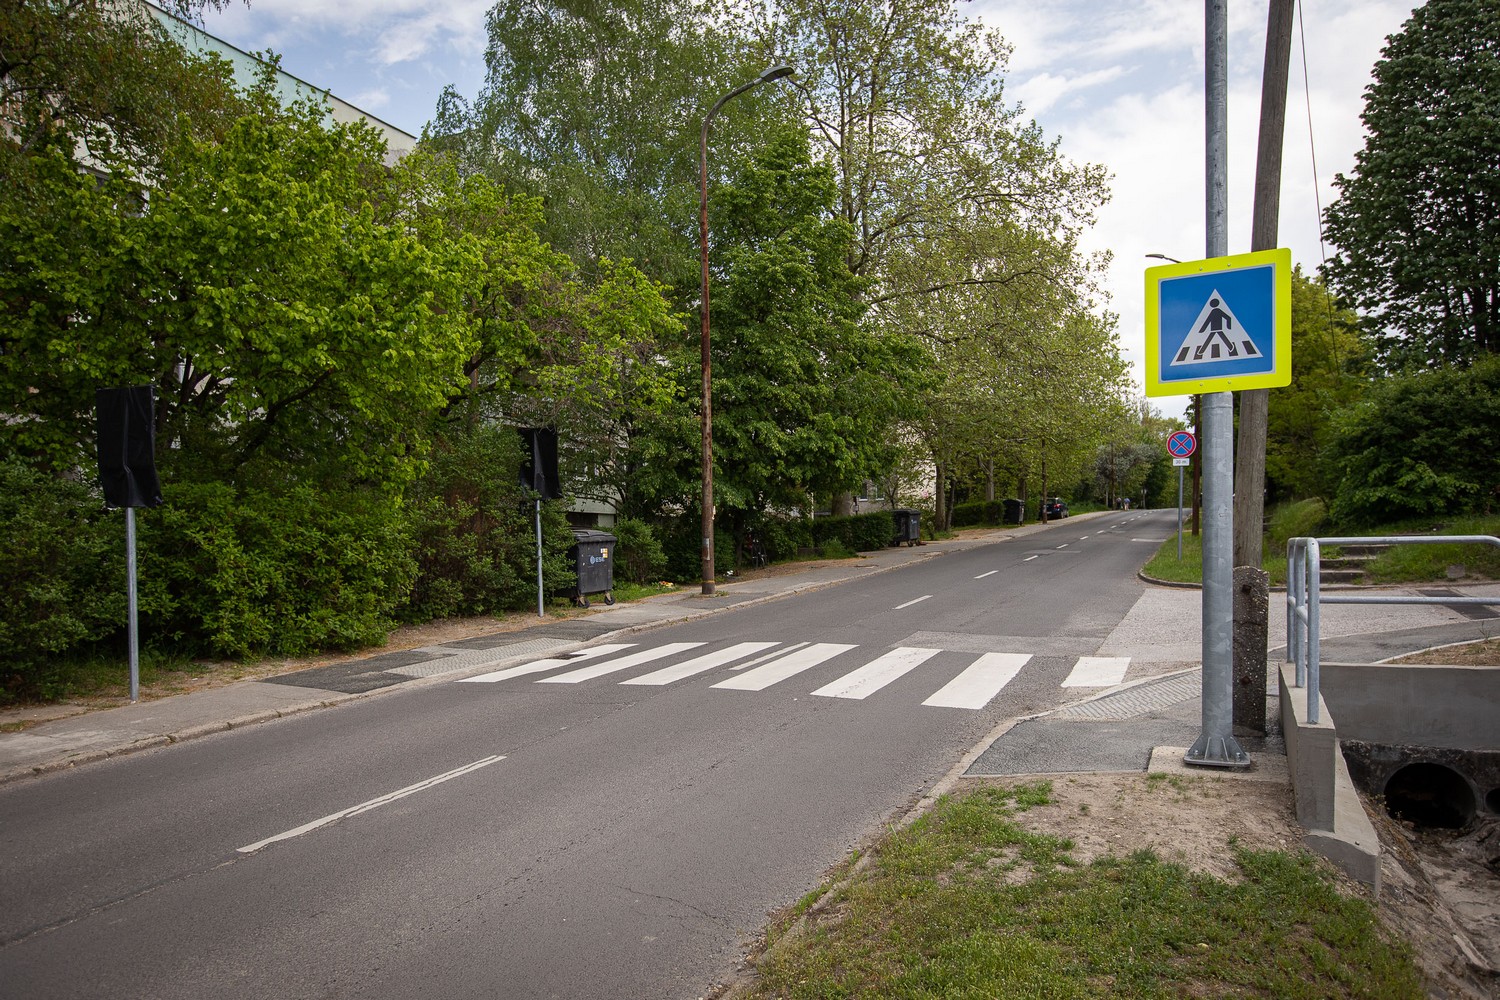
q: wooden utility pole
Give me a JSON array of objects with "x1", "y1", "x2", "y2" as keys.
[{"x1": 1232, "y1": 0, "x2": 1294, "y2": 734}]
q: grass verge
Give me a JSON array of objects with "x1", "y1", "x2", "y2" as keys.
[
  {"x1": 1142, "y1": 511, "x2": 1500, "y2": 587},
  {"x1": 741, "y1": 782, "x2": 1423, "y2": 999}
]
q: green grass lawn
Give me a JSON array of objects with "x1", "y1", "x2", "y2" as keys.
[
  {"x1": 741, "y1": 782, "x2": 1423, "y2": 999},
  {"x1": 1143, "y1": 511, "x2": 1500, "y2": 586}
]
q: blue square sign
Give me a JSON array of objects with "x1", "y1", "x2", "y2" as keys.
[{"x1": 1145, "y1": 248, "x2": 1291, "y2": 396}]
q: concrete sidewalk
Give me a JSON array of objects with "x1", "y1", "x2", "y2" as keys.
[{"x1": 3, "y1": 512, "x2": 1494, "y2": 789}]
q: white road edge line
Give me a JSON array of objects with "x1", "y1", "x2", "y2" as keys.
[
  {"x1": 974, "y1": 570, "x2": 999, "y2": 579},
  {"x1": 237, "y1": 755, "x2": 506, "y2": 854},
  {"x1": 894, "y1": 595, "x2": 932, "y2": 610}
]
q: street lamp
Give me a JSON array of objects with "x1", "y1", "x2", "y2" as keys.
[{"x1": 698, "y1": 62, "x2": 795, "y2": 596}]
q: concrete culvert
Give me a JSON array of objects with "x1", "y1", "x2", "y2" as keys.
[
  {"x1": 1384, "y1": 762, "x2": 1476, "y2": 829},
  {"x1": 1487, "y1": 786, "x2": 1500, "y2": 816}
]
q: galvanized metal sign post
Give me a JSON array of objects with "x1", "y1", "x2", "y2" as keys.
[
  {"x1": 1140, "y1": 2, "x2": 1291, "y2": 769},
  {"x1": 1167, "y1": 431, "x2": 1197, "y2": 560}
]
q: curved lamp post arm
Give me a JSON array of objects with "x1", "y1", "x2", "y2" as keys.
[{"x1": 698, "y1": 63, "x2": 794, "y2": 597}]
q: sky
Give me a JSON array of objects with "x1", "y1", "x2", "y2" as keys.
[{"x1": 191, "y1": 0, "x2": 1421, "y2": 420}]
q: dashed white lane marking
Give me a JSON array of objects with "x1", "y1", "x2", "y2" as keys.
[
  {"x1": 1061, "y1": 656, "x2": 1132, "y2": 688},
  {"x1": 810, "y1": 647, "x2": 941, "y2": 701},
  {"x1": 894, "y1": 595, "x2": 932, "y2": 610},
  {"x1": 459, "y1": 644, "x2": 635, "y2": 683},
  {"x1": 1057, "y1": 543, "x2": 1069, "y2": 549},
  {"x1": 974, "y1": 570, "x2": 999, "y2": 579},
  {"x1": 712, "y1": 643, "x2": 857, "y2": 692},
  {"x1": 922, "y1": 653, "x2": 1031, "y2": 710},
  {"x1": 238, "y1": 755, "x2": 505, "y2": 854},
  {"x1": 539, "y1": 642, "x2": 705, "y2": 683},
  {"x1": 622, "y1": 642, "x2": 780, "y2": 685},
  {"x1": 1023, "y1": 555, "x2": 1039, "y2": 562}
]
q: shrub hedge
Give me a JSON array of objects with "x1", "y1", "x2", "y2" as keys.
[{"x1": 0, "y1": 460, "x2": 126, "y2": 702}]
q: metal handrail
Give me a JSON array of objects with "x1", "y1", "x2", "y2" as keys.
[{"x1": 1285, "y1": 535, "x2": 1500, "y2": 723}]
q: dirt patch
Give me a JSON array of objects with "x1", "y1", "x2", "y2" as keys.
[
  {"x1": 955, "y1": 772, "x2": 1498, "y2": 1000},
  {"x1": 1389, "y1": 637, "x2": 1500, "y2": 666},
  {"x1": 968, "y1": 772, "x2": 1306, "y2": 882}
]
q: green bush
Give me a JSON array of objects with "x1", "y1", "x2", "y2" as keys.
[
  {"x1": 139, "y1": 481, "x2": 417, "y2": 659},
  {"x1": 403, "y1": 426, "x2": 573, "y2": 620},
  {"x1": 0, "y1": 460, "x2": 126, "y2": 702},
  {"x1": 756, "y1": 515, "x2": 814, "y2": 562},
  {"x1": 612, "y1": 518, "x2": 667, "y2": 584},
  {"x1": 812, "y1": 511, "x2": 896, "y2": 552},
  {"x1": 660, "y1": 518, "x2": 735, "y2": 583},
  {"x1": 951, "y1": 500, "x2": 1007, "y2": 526},
  {"x1": 1328, "y1": 358, "x2": 1500, "y2": 526},
  {"x1": 1266, "y1": 498, "x2": 1328, "y2": 546}
]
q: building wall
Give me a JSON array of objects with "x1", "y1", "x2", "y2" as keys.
[{"x1": 143, "y1": 2, "x2": 416, "y2": 165}]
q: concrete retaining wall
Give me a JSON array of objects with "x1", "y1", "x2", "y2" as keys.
[
  {"x1": 1320, "y1": 662, "x2": 1500, "y2": 749},
  {"x1": 1278, "y1": 661, "x2": 1382, "y2": 890}
]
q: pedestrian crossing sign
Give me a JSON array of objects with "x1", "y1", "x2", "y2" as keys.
[{"x1": 1144, "y1": 247, "x2": 1291, "y2": 396}]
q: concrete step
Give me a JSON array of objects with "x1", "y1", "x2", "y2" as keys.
[{"x1": 1320, "y1": 568, "x2": 1367, "y2": 585}]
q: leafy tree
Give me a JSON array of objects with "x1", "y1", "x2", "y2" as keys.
[
  {"x1": 1264, "y1": 268, "x2": 1368, "y2": 502},
  {"x1": 451, "y1": 0, "x2": 749, "y2": 289},
  {"x1": 1322, "y1": 0, "x2": 1500, "y2": 370},
  {"x1": 707, "y1": 130, "x2": 929, "y2": 515},
  {"x1": 751, "y1": 0, "x2": 1116, "y2": 512},
  {"x1": 1, "y1": 0, "x2": 246, "y2": 177},
  {"x1": 0, "y1": 104, "x2": 478, "y2": 484},
  {"x1": 1326, "y1": 356, "x2": 1500, "y2": 526}
]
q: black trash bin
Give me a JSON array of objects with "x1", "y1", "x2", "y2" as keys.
[
  {"x1": 1003, "y1": 498, "x2": 1024, "y2": 525},
  {"x1": 569, "y1": 528, "x2": 616, "y2": 608},
  {"x1": 891, "y1": 508, "x2": 921, "y2": 547}
]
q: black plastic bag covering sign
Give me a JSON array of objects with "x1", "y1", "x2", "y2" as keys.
[
  {"x1": 96, "y1": 385, "x2": 163, "y2": 508},
  {"x1": 518, "y1": 427, "x2": 561, "y2": 500}
]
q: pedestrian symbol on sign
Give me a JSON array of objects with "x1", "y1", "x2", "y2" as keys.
[
  {"x1": 1144, "y1": 247, "x2": 1291, "y2": 397},
  {"x1": 1171, "y1": 290, "x2": 1261, "y2": 366}
]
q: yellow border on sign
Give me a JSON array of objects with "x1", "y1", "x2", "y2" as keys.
[{"x1": 1144, "y1": 247, "x2": 1291, "y2": 397}]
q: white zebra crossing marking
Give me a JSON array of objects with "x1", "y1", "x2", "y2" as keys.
[
  {"x1": 810, "y1": 647, "x2": 940, "y2": 700},
  {"x1": 712, "y1": 643, "x2": 857, "y2": 692},
  {"x1": 538, "y1": 642, "x2": 706, "y2": 684},
  {"x1": 621, "y1": 642, "x2": 780, "y2": 686},
  {"x1": 922, "y1": 653, "x2": 1031, "y2": 709},
  {"x1": 458, "y1": 644, "x2": 636, "y2": 683},
  {"x1": 1061, "y1": 655, "x2": 1131, "y2": 687},
  {"x1": 458, "y1": 642, "x2": 1128, "y2": 712}
]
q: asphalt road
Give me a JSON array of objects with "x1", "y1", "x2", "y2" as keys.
[{"x1": 0, "y1": 509, "x2": 1174, "y2": 999}]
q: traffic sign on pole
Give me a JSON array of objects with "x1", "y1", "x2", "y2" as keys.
[
  {"x1": 1167, "y1": 430, "x2": 1197, "y2": 459},
  {"x1": 1145, "y1": 248, "x2": 1291, "y2": 397}
]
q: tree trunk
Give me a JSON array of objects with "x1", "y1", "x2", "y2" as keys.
[
  {"x1": 933, "y1": 459, "x2": 947, "y2": 530},
  {"x1": 1039, "y1": 454, "x2": 1049, "y2": 524},
  {"x1": 1232, "y1": 0, "x2": 1294, "y2": 735},
  {"x1": 984, "y1": 459, "x2": 995, "y2": 502},
  {"x1": 832, "y1": 491, "x2": 856, "y2": 517}
]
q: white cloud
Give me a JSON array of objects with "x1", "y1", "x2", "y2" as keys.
[
  {"x1": 349, "y1": 87, "x2": 390, "y2": 111},
  {"x1": 967, "y1": 0, "x2": 1418, "y2": 416},
  {"x1": 1010, "y1": 65, "x2": 1126, "y2": 119}
]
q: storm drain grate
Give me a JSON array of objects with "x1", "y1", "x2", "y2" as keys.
[{"x1": 1052, "y1": 671, "x2": 1200, "y2": 721}]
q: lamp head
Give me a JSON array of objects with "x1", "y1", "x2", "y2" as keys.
[{"x1": 758, "y1": 63, "x2": 795, "y2": 84}]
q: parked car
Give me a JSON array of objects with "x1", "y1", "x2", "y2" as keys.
[{"x1": 1043, "y1": 497, "x2": 1069, "y2": 519}]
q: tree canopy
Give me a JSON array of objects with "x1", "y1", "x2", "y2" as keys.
[{"x1": 1322, "y1": 0, "x2": 1500, "y2": 370}]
